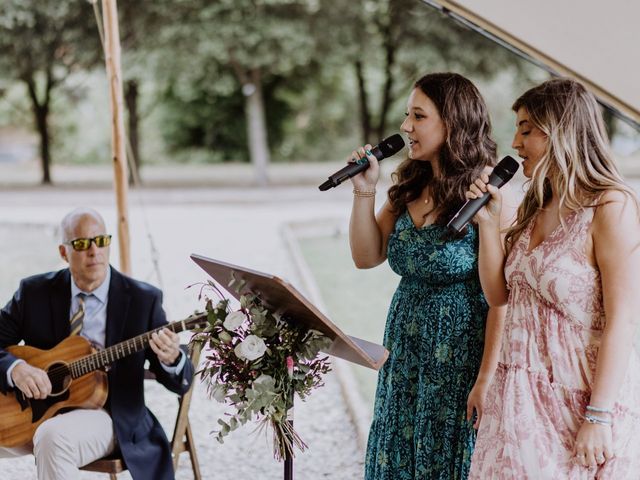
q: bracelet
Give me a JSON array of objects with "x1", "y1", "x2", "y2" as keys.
[
  {"x1": 353, "y1": 188, "x2": 376, "y2": 197},
  {"x1": 586, "y1": 405, "x2": 613, "y2": 415},
  {"x1": 585, "y1": 413, "x2": 612, "y2": 426}
]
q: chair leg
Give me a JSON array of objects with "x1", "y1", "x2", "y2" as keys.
[
  {"x1": 172, "y1": 423, "x2": 201, "y2": 480},
  {"x1": 186, "y1": 423, "x2": 202, "y2": 480},
  {"x1": 110, "y1": 474, "x2": 117, "y2": 480}
]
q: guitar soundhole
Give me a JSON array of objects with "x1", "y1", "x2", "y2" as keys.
[{"x1": 46, "y1": 362, "x2": 72, "y2": 397}]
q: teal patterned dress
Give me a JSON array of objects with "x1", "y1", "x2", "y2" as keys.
[{"x1": 365, "y1": 211, "x2": 488, "y2": 480}]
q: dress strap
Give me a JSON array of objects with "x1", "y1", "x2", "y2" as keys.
[{"x1": 567, "y1": 207, "x2": 596, "y2": 241}]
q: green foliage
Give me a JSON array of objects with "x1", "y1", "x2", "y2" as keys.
[
  {"x1": 158, "y1": 72, "x2": 295, "y2": 162},
  {"x1": 0, "y1": 0, "x2": 103, "y2": 180},
  {"x1": 159, "y1": 76, "x2": 248, "y2": 162},
  {"x1": 186, "y1": 0, "x2": 317, "y2": 72},
  {"x1": 191, "y1": 279, "x2": 332, "y2": 460},
  {"x1": 0, "y1": 0, "x2": 557, "y2": 169},
  {"x1": 149, "y1": 0, "x2": 324, "y2": 162},
  {"x1": 153, "y1": 0, "x2": 536, "y2": 159},
  {"x1": 272, "y1": 69, "x2": 360, "y2": 161},
  {"x1": 314, "y1": 0, "x2": 536, "y2": 142},
  {"x1": 0, "y1": 0, "x2": 101, "y2": 82},
  {"x1": 0, "y1": 82, "x2": 31, "y2": 129}
]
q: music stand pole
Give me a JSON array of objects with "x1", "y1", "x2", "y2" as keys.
[{"x1": 284, "y1": 390, "x2": 294, "y2": 480}]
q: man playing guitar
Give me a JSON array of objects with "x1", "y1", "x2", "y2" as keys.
[{"x1": 0, "y1": 208, "x2": 193, "y2": 480}]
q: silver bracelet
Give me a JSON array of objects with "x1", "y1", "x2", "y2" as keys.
[
  {"x1": 585, "y1": 413, "x2": 612, "y2": 426},
  {"x1": 586, "y1": 405, "x2": 613, "y2": 415}
]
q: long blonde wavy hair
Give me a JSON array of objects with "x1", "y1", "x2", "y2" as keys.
[{"x1": 504, "y1": 78, "x2": 637, "y2": 254}]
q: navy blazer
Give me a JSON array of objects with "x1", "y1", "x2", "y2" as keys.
[{"x1": 0, "y1": 267, "x2": 194, "y2": 480}]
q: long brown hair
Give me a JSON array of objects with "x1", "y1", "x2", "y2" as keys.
[
  {"x1": 504, "y1": 78, "x2": 637, "y2": 253},
  {"x1": 388, "y1": 72, "x2": 497, "y2": 227}
]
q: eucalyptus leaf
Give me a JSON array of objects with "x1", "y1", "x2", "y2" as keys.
[{"x1": 192, "y1": 281, "x2": 332, "y2": 460}]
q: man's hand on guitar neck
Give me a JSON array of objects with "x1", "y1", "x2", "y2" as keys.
[
  {"x1": 11, "y1": 362, "x2": 52, "y2": 399},
  {"x1": 149, "y1": 328, "x2": 182, "y2": 367}
]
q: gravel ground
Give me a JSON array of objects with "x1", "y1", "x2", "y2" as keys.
[
  {"x1": 0, "y1": 169, "x2": 379, "y2": 479},
  {"x1": 3, "y1": 163, "x2": 638, "y2": 480}
]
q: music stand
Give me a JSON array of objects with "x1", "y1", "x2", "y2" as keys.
[{"x1": 190, "y1": 254, "x2": 388, "y2": 480}]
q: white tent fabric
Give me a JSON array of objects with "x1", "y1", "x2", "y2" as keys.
[{"x1": 424, "y1": 0, "x2": 640, "y2": 125}]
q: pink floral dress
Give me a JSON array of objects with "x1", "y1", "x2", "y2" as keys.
[{"x1": 469, "y1": 208, "x2": 640, "y2": 479}]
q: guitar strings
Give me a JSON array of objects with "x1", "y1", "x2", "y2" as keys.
[
  {"x1": 45, "y1": 334, "x2": 154, "y2": 383},
  {"x1": 43, "y1": 318, "x2": 205, "y2": 384}
]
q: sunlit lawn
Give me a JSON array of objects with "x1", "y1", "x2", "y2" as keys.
[{"x1": 298, "y1": 233, "x2": 399, "y2": 406}]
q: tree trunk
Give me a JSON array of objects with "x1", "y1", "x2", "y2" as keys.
[
  {"x1": 243, "y1": 68, "x2": 270, "y2": 186},
  {"x1": 354, "y1": 60, "x2": 372, "y2": 144},
  {"x1": 376, "y1": 29, "x2": 397, "y2": 141},
  {"x1": 25, "y1": 76, "x2": 53, "y2": 185},
  {"x1": 125, "y1": 79, "x2": 141, "y2": 185},
  {"x1": 34, "y1": 105, "x2": 51, "y2": 185}
]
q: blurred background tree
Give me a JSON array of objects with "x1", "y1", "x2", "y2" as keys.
[
  {"x1": 116, "y1": 0, "x2": 178, "y2": 183},
  {"x1": 0, "y1": 0, "x2": 635, "y2": 184},
  {"x1": 147, "y1": 0, "x2": 322, "y2": 184},
  {"x1": 0, "y1": 0, "x2": 101, "y2": 184},
  {"x1": 314, "y1": 0, "x2": 533, "y2": 145}
]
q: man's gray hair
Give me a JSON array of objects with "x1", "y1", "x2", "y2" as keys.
[{"x1": 60, "y1": 208, "x2": 106, "y2": 243}]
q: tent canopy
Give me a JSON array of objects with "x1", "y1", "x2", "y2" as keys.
[{"x1": 423, "y1": 0, "x2": 640, "y2": 127}]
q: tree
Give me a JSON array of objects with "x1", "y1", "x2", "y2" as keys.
[
  {"x1": 315, "y1": 0, "x2": 531, "y2": 145},
  {"x1": 155, "y1": 0, "x2": 320, "y2": 184},
  {"x1": 157, "y1": 66, "x2": 295, "y2": 163},
  {"x1": 116, "y1": 0, "x2": 180, "y2": 183},
  {"x1": 0, "y1": 1, "x2": 101, "y2": 184}
]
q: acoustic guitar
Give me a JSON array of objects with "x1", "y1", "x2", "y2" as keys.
[{"x1": 0, "y1": 313, "x2": 208, "y2": 448}]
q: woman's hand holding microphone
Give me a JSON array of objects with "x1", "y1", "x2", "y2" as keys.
[
  {"x1": 348, "y1": 145, "x2": 379, "y2": 194},
  {"x1": 466, "y1": 166, "x2": 504, "y2": 229}
]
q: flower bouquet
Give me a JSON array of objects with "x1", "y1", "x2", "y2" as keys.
[{"x1": 190, "y1": 277, "x2": 332, "y2": 461}]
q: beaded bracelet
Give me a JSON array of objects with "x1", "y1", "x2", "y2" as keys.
[
  {"x1": 586, "y1": 405, "x2": 613, "y2": 415},
  {"x1": 353, "y1": 188, "x2": 376, "y2": 197},
  {"x1": 585, "y1": 413, "x2": 612, "y2": 426}
]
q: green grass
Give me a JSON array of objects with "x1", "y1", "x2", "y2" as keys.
[
  {"x1": 0, "y1": 224, "x2": 60, "y2": 303},
  {"x1": 298, "y1": 233, "x2": 399, "y2": 404}
]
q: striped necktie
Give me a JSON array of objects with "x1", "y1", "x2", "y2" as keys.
[{"x1": 70, "y1": 294, "x2": 86, "y2": 336}]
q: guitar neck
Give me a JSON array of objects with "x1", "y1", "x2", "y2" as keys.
[{"x1": 69, "y1": 314, "x2": 206, "y2": 379}]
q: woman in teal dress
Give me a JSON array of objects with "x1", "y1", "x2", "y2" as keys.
[{"x1": 348, "y1": 73, "x2": 511, "y2": 479}]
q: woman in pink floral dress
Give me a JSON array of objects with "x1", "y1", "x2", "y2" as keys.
[{"x1": 466, "y1": 78, "x2": 640, "y2": 479}]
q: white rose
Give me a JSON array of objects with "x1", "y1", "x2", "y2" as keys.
[
  {"x1": 223, "y1": 310, "x2": 245, "y2": 331},
  {"x1": 234, "y1": 335, "x2": 267, "y2": 361}
]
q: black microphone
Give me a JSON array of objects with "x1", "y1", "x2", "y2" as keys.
[
  {"x1": 318, "y1": 134, "x2": 405, "y2": 191},
  {"x1": 447, "y1": 155, "x2": 520, "y2": 233}
]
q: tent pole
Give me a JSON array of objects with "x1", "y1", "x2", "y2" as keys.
[{"x1": 101, "y1": 0, "x2": 131, "y2": 275}]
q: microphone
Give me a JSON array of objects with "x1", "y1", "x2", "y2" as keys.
[
  {"x1": 318, "y1": 134, "x2": 405, "y2": 191},
  {"x1": 446, "y1": 155, "x2": 520, "y2": 233}
]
